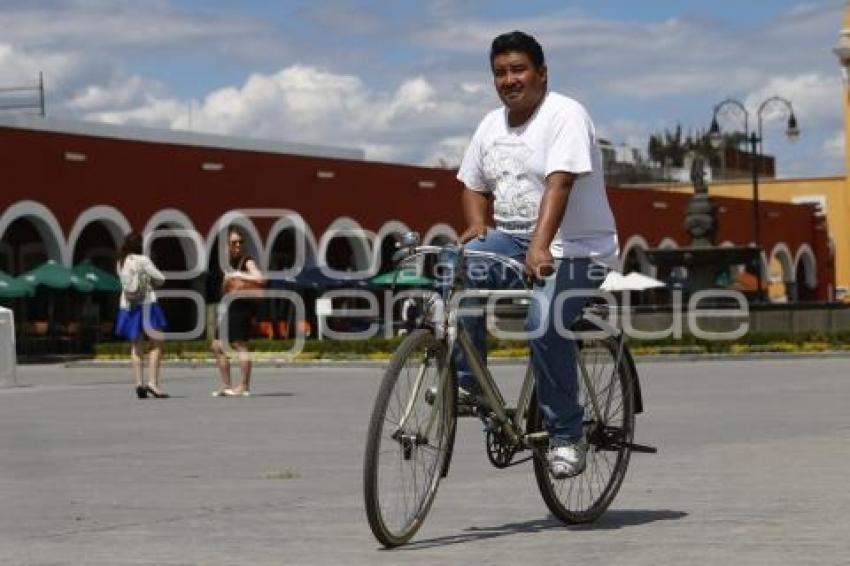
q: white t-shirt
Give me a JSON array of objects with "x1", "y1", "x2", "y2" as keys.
[
  {"x1": 457, "y1": 91, "x2": 618, "y2": 267},
  {"x1": 117, "y1": 254, "x2": 165, "y2": 309}
]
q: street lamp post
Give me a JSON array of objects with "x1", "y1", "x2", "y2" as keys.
[{"x1": 709, "y1": 96, "x2": 799, "y2": 301}]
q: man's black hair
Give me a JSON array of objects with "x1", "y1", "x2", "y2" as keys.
[{"x1": 490, "y1": 31, "x2": 545, "y2": 68}]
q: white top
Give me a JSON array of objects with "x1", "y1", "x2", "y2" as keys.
[
  {"x1": 457, "y1": 91, "x2": 618, "y2": 267},
  {"x1": 117, "y1": 254, "x2": 165, "y2": 309}
]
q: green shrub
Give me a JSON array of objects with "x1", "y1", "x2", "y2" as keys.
[{"x1": 94, "y1": 329, "x2": 850, "y2": 360}]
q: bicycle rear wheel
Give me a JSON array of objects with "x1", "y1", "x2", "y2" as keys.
[
  {"x1": 363, "y1": 328, "x2": 456, "y2": 547},
  {"x1": 532, "y1": 336, "x2": 635, "y2": 523}
]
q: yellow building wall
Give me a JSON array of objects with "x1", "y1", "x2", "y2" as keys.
[
  {"x1": 650, "y1": 176, "x2": 849, "y2": 289},
  {"x1": 845, "y1": 88, "x2": 850, "y2": 170}
]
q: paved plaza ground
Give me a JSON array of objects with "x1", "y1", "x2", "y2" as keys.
[{"x1": 1, "y1": 357, "x2": 849, "y2": 565}]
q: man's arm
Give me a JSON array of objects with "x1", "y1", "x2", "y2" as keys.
[
  {"x1": 459, "y1": 187, "x2": 492, "y2": 243},
  {"x1": 526, "y1": 171, "x2": 577, "y2": 279}
]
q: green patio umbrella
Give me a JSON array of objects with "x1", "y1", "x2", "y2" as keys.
[
  {"x1": 0, "y1": 270, "x2": 34, "y2": 298},
  {"x1": 18, "y1": 260, "x2": 95, "y2": 292},
  {"x1": 370, "y1": 268, "x2": 434, "y2": 287},
  {"x1": 73, "y1": 261, "x2": 121, "y2": 292}
]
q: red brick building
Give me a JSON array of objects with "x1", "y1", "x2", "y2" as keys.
[{"x1": 0, "y1": 114, "x2": 833, "y2": 334}]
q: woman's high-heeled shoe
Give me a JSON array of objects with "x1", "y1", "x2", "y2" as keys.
[
  {"x1": 145, "y1": 386, "x2": 170, "y2": 399},
  {"x1": 135, "y1": 385, "x2": 148, "y2": 399}
]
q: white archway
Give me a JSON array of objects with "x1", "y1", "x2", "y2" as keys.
[
  {"x1": 205, "y1": 211, "x2": 264, "y2": 272},
  {"x1": 318, "y1": 217, "x2": 373, "y2": 276},
  {"x1": 143, "y1": 208, "x2": 204, "y2": 279},
  {"x1": 657, "y1": 237, "x2": 679, "y2": 249},
  {"x1": 619, "y1": 234, "x2": 651, "y2": 274},
  {"x1": 264, "y1": 211, "x2": 319, "y2": 275},
  {"x1": 767, "y1": 243, "x2": 794, "y2": 302},
  {"x1": 67, "y1": 205, "x2": 131, "y2": 265},
  {"x1": 794, "y1": 244, "x2": 817, "y2": 290},
  {"x1": 374, "y1": 220, "x2": 412, "y2": 274},
  {"x1": 143, "y1": 208, "x2": 198, "y2": 240},
  {"x1": 0, "y1": 200, "x2": 65, "y2": 266},
  {"x1": 423, "y1": 223, "x2": 458, "y2": 246},
  {"x1": 769, "y1": 243, "x2": 795, "y2": 283}
]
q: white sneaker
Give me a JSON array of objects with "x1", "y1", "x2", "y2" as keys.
[{"x1": 548, "y1": 438, "x2": 587, "y2": 479}]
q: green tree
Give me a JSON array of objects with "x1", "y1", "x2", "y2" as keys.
[{"x1": 647, "y1": 125, "x2": 736, "y2": 168}]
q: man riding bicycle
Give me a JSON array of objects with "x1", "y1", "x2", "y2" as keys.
[{"x1": 454, "y1": 31, "x2": 619, "y2": 479}]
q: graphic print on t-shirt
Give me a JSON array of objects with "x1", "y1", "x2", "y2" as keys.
[{"x1": 481, "y1": 137, "x2": 538, "y2": 233}]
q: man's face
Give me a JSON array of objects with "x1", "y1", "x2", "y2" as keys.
[{"x1": 491, "y1": 50, "x2": 547, "y2": 115}]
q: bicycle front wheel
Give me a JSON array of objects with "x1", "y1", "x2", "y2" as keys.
[
  {"x1": 363, "y1": 328, "x2": 456, "y2": 547},
  {"x1": 532, "y1": 336, "x2": 635, "y2": 524}
]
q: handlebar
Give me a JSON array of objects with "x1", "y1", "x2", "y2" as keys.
[{"x1": 394, "y1": 244, "x2": 532, "y2": 288}]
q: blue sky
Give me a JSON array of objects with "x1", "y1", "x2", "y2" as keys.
[{"x1": 0, "y1": 0, "x2": 845, "y2": 177}]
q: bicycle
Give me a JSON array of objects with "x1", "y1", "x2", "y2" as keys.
[{"x1": 363, "y1": 233, "x2": 656, "y2": 547}]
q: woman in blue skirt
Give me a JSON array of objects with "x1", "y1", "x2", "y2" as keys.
[{"x1": 115, "y1": 232, "x2": 169, "y2": 398}]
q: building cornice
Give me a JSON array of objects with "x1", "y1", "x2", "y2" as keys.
[{"x1": 0, "y1": 113, "x2": 364, "y2": 161}]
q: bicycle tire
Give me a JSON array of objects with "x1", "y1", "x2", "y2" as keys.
[
  {"x1": 363, "y1": 328, "x2": 457, "y2": 547},
  {"x1": 531, "y1": 336, "x2": 635, "y2": 524}
]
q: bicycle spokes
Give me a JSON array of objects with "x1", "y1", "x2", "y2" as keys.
[{"x1": 364, "y1": 329, "x2": 456, "y2": 547}]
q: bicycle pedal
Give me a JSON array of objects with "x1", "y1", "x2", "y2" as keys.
[{"x1": 627, "y1": 442, "x2": 658, "y2": 454}]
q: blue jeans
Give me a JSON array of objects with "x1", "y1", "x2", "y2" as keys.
[{"x1": 445, "y1": 230, "x2": 604, "y2": 442}]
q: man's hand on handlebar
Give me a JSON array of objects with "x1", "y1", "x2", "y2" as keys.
[{"x1": 525, "y1": 244, "x2": 555, "y2": 283}]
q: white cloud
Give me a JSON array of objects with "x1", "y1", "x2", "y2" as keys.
[
  {"x1": 0, "y1": 43, "x2": 86, "y2": 90},
  {"x1": 744, "y1": 73, "x2": 842, "y2": 130},
  {"x1": 421, "y1": 135, "x2": 471, "y2": 168},
  {"x1": 0, "y1": 0, "x2": 270, "y2": 50},
  {"x1": 66, "y1": 75, "x2": 170, "y2": 112},
  {"x1": 596, "y1": 119, "x2": 654, "y2": 154},
  {"x1": 824, "y1": 130, "x2": 845, "y2": 162},
  {"x1": 0, "y1": 1, "x2": 843, "y2": 178},
  {"x1": 461, "y1": 82, "x2": 487, "y2": 95},
  {"x1": 61, "y1": 64, "x2": 483, "y2": 164},
  {"x1": 83, "y1": 97, "x2": 186, "y2": 129},
  {"x1": 416, "y1": 3, "x2": 842, "y2": 103}
]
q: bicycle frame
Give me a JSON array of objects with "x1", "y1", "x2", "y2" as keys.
[
  {"x1": 449, "y1": 293, "x2": 629, "y2": 451},
  {"x1": 394, "y1": 245, "x2": 631, "y2": 454}
]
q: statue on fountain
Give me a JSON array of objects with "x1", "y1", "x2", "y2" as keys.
[{"x1": 683, "y1": 154, "x2": 717, "y2": 247}]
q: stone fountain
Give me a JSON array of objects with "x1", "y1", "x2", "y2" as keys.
[{"x1": 639, "y1": 156, "x2": 761, "y2": 299}]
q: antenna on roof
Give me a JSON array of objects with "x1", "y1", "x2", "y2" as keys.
[{"x1": 0, "y1": 72, "x2": 45, "y2": 116}]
